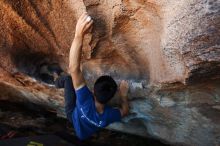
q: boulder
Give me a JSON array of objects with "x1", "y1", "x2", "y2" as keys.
[{"x1": 0, "y1": 0, "x2": 219, "y2": 145}]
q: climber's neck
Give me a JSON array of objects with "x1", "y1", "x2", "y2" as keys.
[{"x1": 94, "y1": 97, "x2": 105, "y2": 114}]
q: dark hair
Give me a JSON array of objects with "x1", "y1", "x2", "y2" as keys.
[{"x1": 94, "y1": 76, "x2": 117, "y2": 104}]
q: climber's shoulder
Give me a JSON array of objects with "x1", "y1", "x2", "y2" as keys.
[{"x1": 75, "y1": 84, "x2": 93, "y2": 105}]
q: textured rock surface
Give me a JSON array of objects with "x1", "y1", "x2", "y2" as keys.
[{"x1": 0, "y1": 0, "x2": 220, "y2": 146}]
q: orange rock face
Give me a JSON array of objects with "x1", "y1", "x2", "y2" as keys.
[
  {"x1": 0, "y1": 0, "x2": 219, "y2": 84},
  {"x1": 0, "y1": 0, "x2": 220, "y2": 145}
]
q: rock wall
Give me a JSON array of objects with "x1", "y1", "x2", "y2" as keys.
[{"x1": 0, "y1": 0, "x2": 220, "y2": 146}]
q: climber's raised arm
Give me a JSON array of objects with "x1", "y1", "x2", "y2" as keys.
[
  {"x1": 119, "y1": 80, "x2": 130, "y2": 117},
  {"x1": 69, "y1": 13, "x2": 93, "y2": 89}
]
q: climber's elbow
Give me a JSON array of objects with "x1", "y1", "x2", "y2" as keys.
[{"x1": 69, "y1": 64, "x2": 80, "y2": 73}]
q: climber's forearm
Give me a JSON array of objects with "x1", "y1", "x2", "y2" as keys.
[
  {"x1": 119, "y1": 80, "x2": 129, "y2": 117},
  {"x1": 69, "y1": 36, "x2": 85, "y2": 88},
  {"x1": 120, "y1": 98, "x2": 129, "y2": 117},
  {"x1": 69, "y1": 12, "x2": 93, "y2": 72},
  {"x1": 68, "y1": 13, "x2": 93, "y2": 88},
  {"x1": 69, "y1": 36, "x2": 83, "y2": 72}
]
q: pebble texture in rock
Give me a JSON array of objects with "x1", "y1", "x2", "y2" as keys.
[{"x1": 0, "y1": 0, "x2": 220, "y2": 146}]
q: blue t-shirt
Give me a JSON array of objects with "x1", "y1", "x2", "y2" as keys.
[{"x1": 72, "y1": 85, "x2": 121, "y2": 140}]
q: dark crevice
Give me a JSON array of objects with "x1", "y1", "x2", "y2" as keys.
[{"x1": 9, "y1": 47, "x2": 63, "y2": 84}]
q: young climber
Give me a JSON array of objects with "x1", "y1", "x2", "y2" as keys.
[{"x1": 55, "y1": 13, "x2": 129, "y2": 140}]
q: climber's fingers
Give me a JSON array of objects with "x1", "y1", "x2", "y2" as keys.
[
  {"x1": 83, "y1": 20, "x2": 93, "y2": 33},
  {"x1": 79, "y1": 12, "x2": 87, "y2": 23},
  {"x1": 81, "y1": 13, "x2": 89, "y2": 23},
  {"x1": 75, "y1": 13, "x2": 89, "y2": 37},
  {"x1": 88, "y1": 25, "x2": 93, "y2": 33},
  {"x1": 75, "y1": 12, "x2": 93, "y2": 37},
  {"x1": 81, "y1": 16, "x2": 92, "y2": 29}
]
